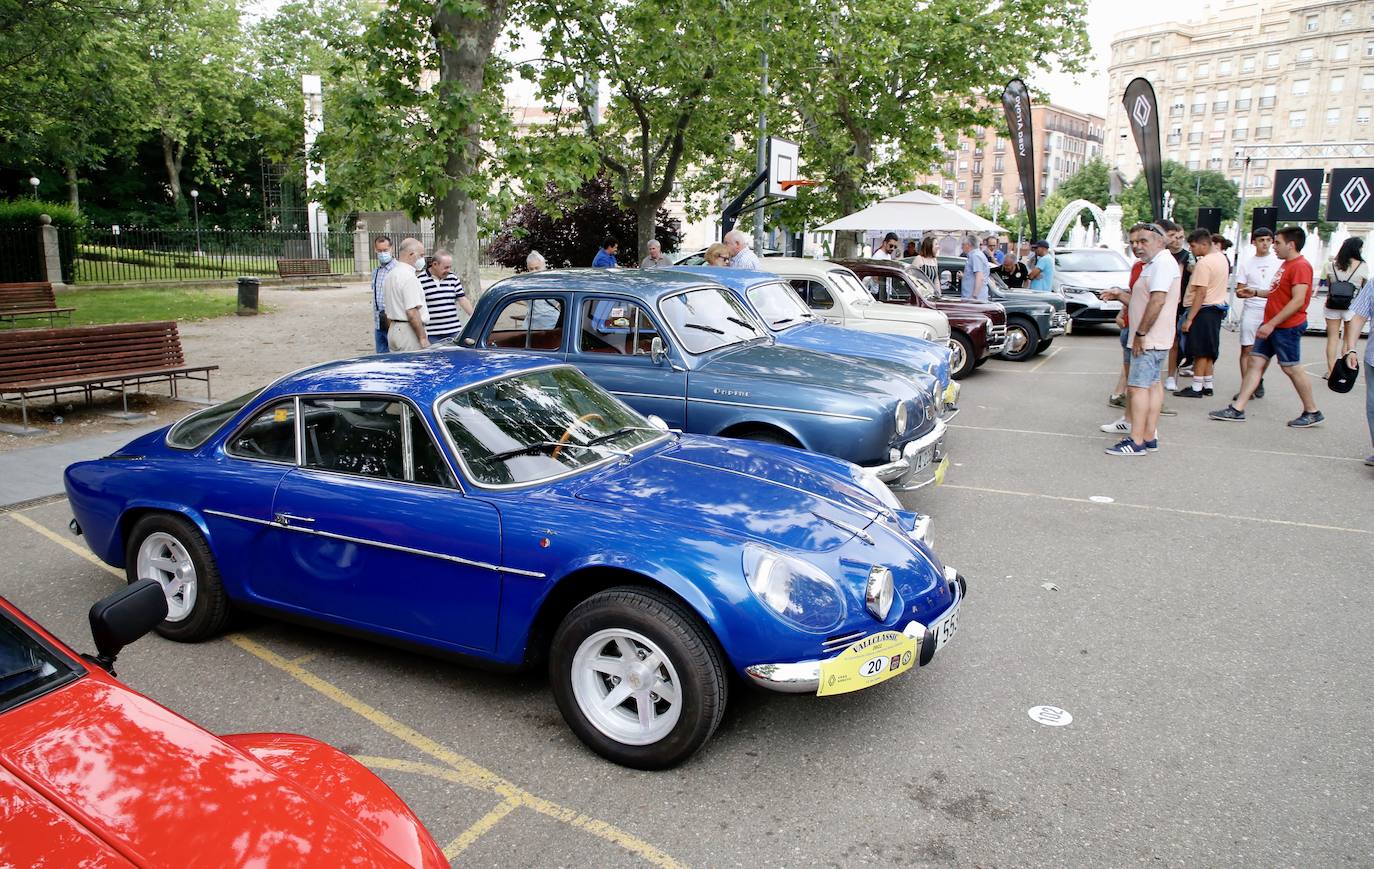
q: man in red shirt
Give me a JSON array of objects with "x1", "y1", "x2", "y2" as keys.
[{"x1": 1210, "y1": 226, "x2": 1323, "y2": 427}]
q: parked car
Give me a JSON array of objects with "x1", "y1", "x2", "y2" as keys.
[
  {"x1": 671, "y1": 247, "x2": 784, "y2": 264},
  {"x1": 65, "y1": 352, "x2": 967, "y2": 769},
  {"x1": 929, "y1": 256, "x2": 1071, "y2": 357},
  {"x1": 839, "y1": 258, "x2": 1015, "y2": 369},
  {"x1": 668, "y1": 266, "x2": 960, "y2": 418},
  {"x1": 461, "y1": 269, "x2": 946, "y2": 490},
  {"x1": 1050, "y1": 247, "x2": 1132, "y2": 328},
  {"x1": 0, "y1": 582, "x2": 446, "y2": 867}
]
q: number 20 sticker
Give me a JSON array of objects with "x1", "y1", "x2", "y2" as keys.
[{"x1": 1027, "y1": 705, "x2": 1073, "y2": 726}]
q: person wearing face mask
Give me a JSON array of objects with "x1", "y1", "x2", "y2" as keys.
[
  {"x1": 382, "y1": 237, "x2": 430, "y2": 351},
  {"x1": 370, "y1": 235, "x2": 397, "y2": 353}
]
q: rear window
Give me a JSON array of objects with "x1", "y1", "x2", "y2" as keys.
[
  {"x1": 0, "y1": 611, "x2": 80, "y2": 714},
  {"x1": 167, "y1": 389, "x2": 265, "y2": 450}
]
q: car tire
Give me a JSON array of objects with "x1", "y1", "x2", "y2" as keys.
[
  {"x1": 124, "y1": 513, "x2": 231, "y2": 642},
  {"x1": 1035, "y1": 338, "x2": 1053, "y2": 355},
  {"x1": 1000, "y1": 317, "x2": 1041, "y2": 362},
  {"x1": 550, "y1": 586, "x2": 727, "y2": 770},
  {"x1": 949, "y1": 332, "x2": 976, "y2": 380}
]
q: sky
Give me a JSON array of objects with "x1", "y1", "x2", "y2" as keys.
[{"x1": 1031, "y1": 0, "x2": 1225, "y2": 116}]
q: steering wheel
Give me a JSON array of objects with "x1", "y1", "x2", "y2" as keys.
[{"x1": 552, "y1": 413, "x2": 605, "y2": 460}]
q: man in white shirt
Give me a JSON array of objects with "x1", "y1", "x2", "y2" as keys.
[
  {"x1": 382, "y1": 237, "x2": 429, "y2": 351},
  {"x1": 871, "y1": 232, "x2": 900, "y2": 260},
  {"x1": 1232, "y1": 227, "x2": 1281, "y2": 400},
  {"x1": 724, "y1": 229, "x2": 761, "y2": 270},
  {"x1": 1099, "y1": 222, "x2": 1181, "y2": 456}
]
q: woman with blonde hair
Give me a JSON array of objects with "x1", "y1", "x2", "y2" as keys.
[{"x1": 704, "y1": 243, "x2": 730, "y2": 266}]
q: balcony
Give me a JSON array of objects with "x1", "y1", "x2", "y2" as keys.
[
  {"x1": 1235, "y1": 98, "x2": 1252, "y2": 110},
  {"x1": 1233, "y1": 129, "x2": 1248, "y2": 140},
  {"x1": 1259, "y1": 96, "x2": 1276, "y2": 107},
  {"x1": 1211, "y1": 130, "x2": 1225, "y2": 140},
  {"x1": 1170, "y1": 106, "x2": 1184, "y2": 117},
  {"x1": 1188, "y1": 132, "x2": 1203, "y2": 143},
  {"x1": 1167, "y1": 133, "x2": 1182, "y2": 144},
  {"x1": 1213, "y1": 100, "x2": 1229, "y2": 111},
  {"x1": 1187, "y1": 160, "x2": 1201, "y2": 169},
  {"x1": 1208, "y1": 158, "x2": 1223, "y2": 169},
  {"x1": 1191, "y1": 104, "x2": 1206, "y2": 114},
  {"x1": 1256, "y1": 125, "x2": 1273, "y2": 139}
]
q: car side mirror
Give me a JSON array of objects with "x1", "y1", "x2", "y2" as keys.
[
  {"x1": 650, "y1": 336, "x2": 668, "y2": 365},
  {"x1": 646, "y1": 414, "x2": 669, "y2": 431},
  {"x1": 87, "y1": 579, "x2": 167, "y2": 676}
]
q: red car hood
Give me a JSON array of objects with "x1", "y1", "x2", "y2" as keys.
[{"x1": 0, "y1": 676, "x2": 417, "y2": 868}]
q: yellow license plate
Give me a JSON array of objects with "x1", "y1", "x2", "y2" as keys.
[
  {"x1": 1064, "y1": 318, "x2": 1073, "y2": 334},
  {"x1": 934, "y1": 456, "x2": 950, "y2": 486},
  {"x1": 816, "y1": 630, "x2": 918, "y2": 696},
  {"x1": 942, "y1": 383, "x2": 959, "y2": 405}
]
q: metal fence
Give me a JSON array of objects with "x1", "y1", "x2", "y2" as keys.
[{"x1": 67, "y1": 227, "x2": 360, "y2": 284}]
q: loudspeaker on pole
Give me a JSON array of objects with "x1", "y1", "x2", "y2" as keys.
[
  {"x1": 1195, "y1": 207, "x2": 1221, "y2": 233},
  {"x1": 1251, "y1": 206, "x2": 1278, "y2": 232}
]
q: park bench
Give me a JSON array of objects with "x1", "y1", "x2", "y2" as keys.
[
  {"x1": 0, "y1": 282, "x2": 74, "y2": 328},
  {"x1": 0, "y1": 321, "x2": 216, "y2": 434},
  {"x1": 276, "y1": 258, "x2": 332, "y2": 278}
]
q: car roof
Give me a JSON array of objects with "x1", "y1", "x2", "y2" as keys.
[
  {"x1": 832, "y1": 258, "x2": 905, "y2": 274},
  {"x1": 491, "y1": 267, "x2": 713, "y2": 301},
  {"x1": 666, "y1": 266, "x2": 780, "y2": 289},
  {"x1": 264, "y1": 349, "x2": 564, "y2": 405},
  {"x1": 758, "y1": 257, "x2": 854, "y2": 277}
]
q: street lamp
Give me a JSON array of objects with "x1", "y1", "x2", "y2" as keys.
[
  {"x1": 989, "y1": 188, "x2": 1005, "y2": 227},
  {"x1": 1163, "y1": 190, "x2": 1175, "y2": 220},
  {"x1": 189, "y1": 189, "x2": 202, "y2": 255},
  {"x1": 28, "y1": 177, "x2": 39, "y2": 200}
]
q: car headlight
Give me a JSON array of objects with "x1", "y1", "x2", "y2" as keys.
[
  {"x1": 743, "y1": 545, "x2": 847, "y2": 632},
  {"x1": 933, "y1": 388, "x2": 945, "y2": 415},
  {"x1": 858, "y1": 467, "x2": 902, "y2": 511},
  {"x1": 894, "y1": 401, "x2": 908, "y2": 434},
  {"x1": 865, "y1": 566, "x2": 894, "y2": 620}
]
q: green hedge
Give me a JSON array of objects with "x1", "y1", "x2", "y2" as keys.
[{"x1": 0, "y1": 200, "x2": 84, "y2": 283}]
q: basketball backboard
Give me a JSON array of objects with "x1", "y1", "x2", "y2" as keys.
[{"x1": 767, "y1": 138, "x2": 801, "y2": 199}]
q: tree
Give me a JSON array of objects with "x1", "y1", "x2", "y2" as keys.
[
  {"x1": 769, "y1": 0, "x2": 1090, "y2": 256},
  {"x1": 1054, "y1": 159, "x2": 1111, "y2": 208},
  {"x1": 514, "y1": 0, "x2": 771, "y2": 260},
  {"x1": 313, "y1": 0, "x2": 512, "y2": 299},
  {"x1": 1120, "y1": 161, "x2": 1239, "y2": 228},
  {"x1": 487, "y1": 175, "x2": 683, "y2": 269}
]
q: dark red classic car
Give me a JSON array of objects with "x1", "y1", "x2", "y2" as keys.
[
  {"x1": 837, "y1": 259, "x2": 1008, "y2": 377},
  {"x1": 0, "y1": 582, "x2": 447, "y2": 867}
]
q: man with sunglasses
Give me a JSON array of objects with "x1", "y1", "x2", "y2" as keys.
[
  {"x1": 1098, "y1": 222, "x2": 1181, "y2": 455},
  {"x1": 872, "y1": 232, "x2": 900, "y2": 260}
]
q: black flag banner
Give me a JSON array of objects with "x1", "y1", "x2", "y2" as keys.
[
  {"x1": 1326, "y1": 168, "x2": 1374, "y2": 222},
  {"x1": 1273, "y1": 169, "x2": 1324, "y2": 222},
  {"x1": 1001, "y1": 78, "x2": 1037, "y2": 241},
  {"x1": 1122, "y1": 78, "x2": 1163, "y2": 222}
]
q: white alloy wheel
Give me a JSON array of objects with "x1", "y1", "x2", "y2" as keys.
[
  {"x1": 948, "y1": 337, "x2": 967, "y2": 374},
  {"x1": 136, "y1": 531, "x2": 198, "y2": 622},
  {"x1": 1004, "y1": 324, "x2": 1030, "y2": 355},
  {"x1": 570, "y1": 628, "x2": 683, "y2": 746}
]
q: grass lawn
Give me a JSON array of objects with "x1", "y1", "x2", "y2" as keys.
[
  {"x1": 55, "y1": 286, "x2": 246, "y2": 326},
  {"x1": 73, "y1": 250, "x2": 355, "y2": 283}
]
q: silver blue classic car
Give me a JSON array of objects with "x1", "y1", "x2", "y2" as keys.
[
  {"x1": 459, "y1": 269, "x2": 946, "y2": 490},
  {"x1": 65, "y1": 352, "x2": 966, "y2": 769}
]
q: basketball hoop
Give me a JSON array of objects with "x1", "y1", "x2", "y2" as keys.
[{"x1": 778, "y1": 179, "x2": 821, "y2": 192}]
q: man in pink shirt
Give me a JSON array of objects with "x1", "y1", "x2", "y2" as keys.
[{"x1": 1099, "y1": 223, "x2": 1182, "y2": 456}]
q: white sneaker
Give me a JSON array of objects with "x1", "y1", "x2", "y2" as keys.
[
  {"x1": 1164, "y1": 377, "x2": 1178, "y2": 391},
  {"x1": 1100, "y1": 416, "x2": 1130, "y2": 433}
]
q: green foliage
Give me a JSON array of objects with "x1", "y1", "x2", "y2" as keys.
[
  {"x1": 0, "y1": 200, "x2": 85, "y2": 229},
  {"x1": 1054, "y1": 159, "x2": 1111, "y2": 207},
  {"x1": 487, "y1": 176, "x2": 684, "y2": 269},
  {"x1": 1119, "y1": 161, "x2": 1238, "y2": 228},
  {"x1": 0, "y1": 200, "x2": 84, "y2": 281}
]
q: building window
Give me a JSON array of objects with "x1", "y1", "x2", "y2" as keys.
[
  {"x1": 1335, "y1": 44, "x2": 1350, "y2": 61},
  {"x1": 1340, "y1": 9, "x2": 1352, "y2": 24},
  {"x1": 1305, "y1": 14, "x2": 1318, "y2": 31},
  {"x1": 1289, "y1": 110, "x2": 1307, "y2": 128},
  {"x1": 1358, "y1": 106, "x2": 1372, "y2": 125},
  {"x1": 1212, "y1": 117, "x2": 1226, "y2": 134},
  {"x1": 1150, "y1": 39, "x2": 1161, "y2": 56},
  {"x1": 1236, "y1": 86, "x2": 1252, "y2": 109},
  {"x1": 1170, "y1": 100, "x2": 1185, "y2": 117},
  {"x1": 994, "y1": 156, "x2": 1005, "y2": 172},
  {"x1": 1366, "y1": 40, "x2": 1374, "y2": 58},
  {"x1": 973, "y1": 161, "x2": 983, "y2": 175},
  {"x1": 1241, "y1": 56, "x2": 1256, "y2": 73},
  {"x1": 1233, "y1": 118, "x2": 1249, "y2": 140},
  {"x1": 1167, "y1": 126, "x2": 1182, "y2": 144},
  {"x1": 1175, "y1": 66, "x2": 1189, "y2": 81},
  {"x1": 1326, "y1": 108, "x2": 1341, "y2": 125},
  {"x1": 1260, "y1": 84, "x2": 1277, "y2": 107},
  {"x1": 1332, "y1": 76, "x2": 1345, "y2": 93},
  {"x1": 1191, "y1": 91, "x2": 1207, "y2": 114},
  {"x1": 1126, "y1": 44, "x2": 1137, "y2": 59},
  {"x1": 1292, "y1": 79, "x2": 1310, "y2": 96},
  {"x1": 957, "y1": 180, "x2": 967, "y2": 192},
  {"x1": 1189, "y1": 120, "x2": 1203, "y2": 142},
  {"x1": 1298, "y1": 47, "x2": 1316, "y2": 62},
  {"x1": 1363, "y1": 72, "x2": 1374, "y2": 91},
  {"x1": 958, "y1": 160, "x2": 968, "y2": 170},
  {"x1": 1197, "y1": 62, "x2": 1210, "y2": 77},
  {"x1": 1265, "y1": 52, "x2": 1280, "y2": 69},
  {"x1": 1219, "y1": 59, "x2": 1233, "y2": 75}
]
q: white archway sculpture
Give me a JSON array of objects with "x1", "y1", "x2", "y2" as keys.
[{"x1": 1047, "y1": 199, "x2": 1109, "y2": 250}]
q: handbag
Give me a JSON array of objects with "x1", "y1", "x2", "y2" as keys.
[
  {"x1": 1327, "y1": 262, "x2": 1358, "y2": 311},
  {"x1": 1328, "y1": 351, "x2": 1359, "y2": 394}
]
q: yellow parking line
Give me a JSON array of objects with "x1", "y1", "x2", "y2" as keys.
[
  {"x1": 230, "y1": 635, "x2": 683, "y2": 868},
  {"x1": 943, "y1": 483, "x2": 1373, "y2": 535},
  {"x1": 9, "y1": 513, "x2": 122, "y2": 579},
  {"x1": 1028, "y1": 345, "x2": 1063, "y2": 373},
  {"x1": 441, "y1": 797, "x2": 520, "y2": 859}
]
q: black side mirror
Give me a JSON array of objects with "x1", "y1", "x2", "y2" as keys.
[{"x1": 87, "y1": 580, "x2": 167, "y2": 675}]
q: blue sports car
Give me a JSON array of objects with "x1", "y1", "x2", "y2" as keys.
[
  {"x1": 460, "y1": 269, "x2": 946, "y2": 491},
  {"x1": 65, "y1": 352, "x2": 966, "y2": 769}
]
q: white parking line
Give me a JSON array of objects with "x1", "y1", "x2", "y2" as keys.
[{"x1": 949, "y1": 423, "x2": 1366, "y2": 463}]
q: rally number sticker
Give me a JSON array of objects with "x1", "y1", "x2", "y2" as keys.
[{"x1": 816, "y1": 630, "x2": 918, "y2": 697}]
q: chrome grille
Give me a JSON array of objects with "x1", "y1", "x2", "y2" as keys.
[{"x1": 822, "y1": 630, "x2": 867, "y2": 652}]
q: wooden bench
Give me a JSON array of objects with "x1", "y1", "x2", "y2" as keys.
[
  {"x1": 0, "y1": 321, "x2": 217, "y2": 433},
  {"x1": 276, "y1": 258, "x2": 332, "y2": 278},
  {"x1": 0, "y1": 281, "x2": 75, "y2": 328}
]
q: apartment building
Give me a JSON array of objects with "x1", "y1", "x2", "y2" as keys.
[
  {"x1": 917, "y1": 104, "x2": 1105, "y2": 215},
  {"x1": 1103, "y1": 0, "x2": 1374, "y2": 197}
]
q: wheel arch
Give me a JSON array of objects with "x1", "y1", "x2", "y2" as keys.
[
  {"x1": 114, "y1": 503, "x2": 215, "y2": 567},
  {"x1": 716, "y1": 420, "x2": 805, "y2": 447}
]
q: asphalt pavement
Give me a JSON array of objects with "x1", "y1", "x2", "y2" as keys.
[{"x1": 1, "y1": 327, "x2": 1370, "y2": 867}]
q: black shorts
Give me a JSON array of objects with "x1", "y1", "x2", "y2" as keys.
[{"x1": 1187, "y1": 306, "x2": 1224, "y2": 359}]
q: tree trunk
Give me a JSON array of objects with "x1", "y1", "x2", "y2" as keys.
[
  {"x1": 161, "y1": 133, "x2": 183, "y2": 208},
  {"x1": 433, "y1": 1, "x2": 507, "y2": 301},
  {"x1": 64, "y1": 163, "x2": 79, "y2": 211},
  {"x1": 636, "y1": 199, "x2": 661, "y2": 263}
]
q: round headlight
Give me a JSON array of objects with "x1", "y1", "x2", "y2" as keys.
[
  {"x1": 743, "y1": 545, "x2": 847, "y2": 632},
  {"x1": 934, "y1": 388, "x2": 945, "y2": 414},
  {"x1": 865, "y1": 566, "x2": 895, "y2": 620},
  {"x1": 894, "y1": 401, "x2": 908, "y2": 434}
]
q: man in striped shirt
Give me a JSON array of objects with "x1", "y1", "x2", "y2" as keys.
[{"x1": 416, "y1": 250, "x2": 473, "y2": 345}]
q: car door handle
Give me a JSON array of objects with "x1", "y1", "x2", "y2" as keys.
[{"x1": 274, "y1": 513, "x2": 316, "y2": 526}]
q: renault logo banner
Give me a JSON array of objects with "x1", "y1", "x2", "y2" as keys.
[
  {"x1": 1326, "y1": 168, "x2": 1374, "y2": 222},
  {"x1": 1273, "y1": 169, "x2": 1323, "y2": 221},
  {"x1": 1121, "y1": 78, "x2": 1163, "y2": 222}
]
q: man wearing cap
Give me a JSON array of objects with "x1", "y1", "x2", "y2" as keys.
[
  {"x1": 1028, "y1": 240, "x2": 1055, "y2": 292},
  {"x1": 1232, "y1": 227, "x2": 1280, "y2": 400}
]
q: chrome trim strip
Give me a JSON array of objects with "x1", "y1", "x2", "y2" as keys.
[
  {"x1": 202, "y1": 509, "x2": 545, "y2": 577},
  {"x1": 610, "y1": 390, "x2": 687, "y2": 402},
  {"x1": 691, "y1": 397, "x2": 870, "y2": 421}
]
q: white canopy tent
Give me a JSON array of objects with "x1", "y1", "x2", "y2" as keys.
[{"x1": 812, "y1": 189, "x2": 1008, "y2": 234}]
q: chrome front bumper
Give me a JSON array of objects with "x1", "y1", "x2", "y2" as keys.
[
  {"x1": 745, "y1": 567, "x2": 967, "y2": 693},
  {"x1": 1048, "y1": 312, "x2": 1070, "y2": 336},
  {"x1": 869, "y1": 418, "x2": 947, "y2": 490},
  {"x1": 986, "y1": 324, "x2": 1008, "y2": 354}
]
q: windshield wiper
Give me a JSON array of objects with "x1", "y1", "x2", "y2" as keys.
[
  {"x1": 484, "y1": 440, "x2": 629, "y2": 463},
  {"x1": 726, "y1": 316, "x2": 758, "y2": 332},
  {"x1": 586, "y1": 425, "x2": 673, "y2": 446},
  {"x1": 683, "y1": 323, "x2": 724, "y2": 335},
  {"x1": 770, "y1": 317, "x2": 795, "y2": 326}
]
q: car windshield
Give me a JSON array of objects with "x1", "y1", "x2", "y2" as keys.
[
  {"x1": 658, "y1": 287, "x2": 762, "y2": 353},
  {"x1": 437, "y1": 367, "x2": 665, "y2": 487},
  {"x1": 1056, "y1": 250, "x2": 1130, "y2": 271},
  {"x1": 745, "y1": 281, "x2": 814, "y2": 331},
  {"x1": 901, "y1": 268, "x2": 941, "y2": 301},
  {"x1": 0, "y1": 610, "x2": 78, "y2": 714},
  {"x1": 167, "y1": 388, "x2": 265, "y2": 449},
  {"x1": 828, "y1": 270, "x2": 875, "y2": 307}
]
